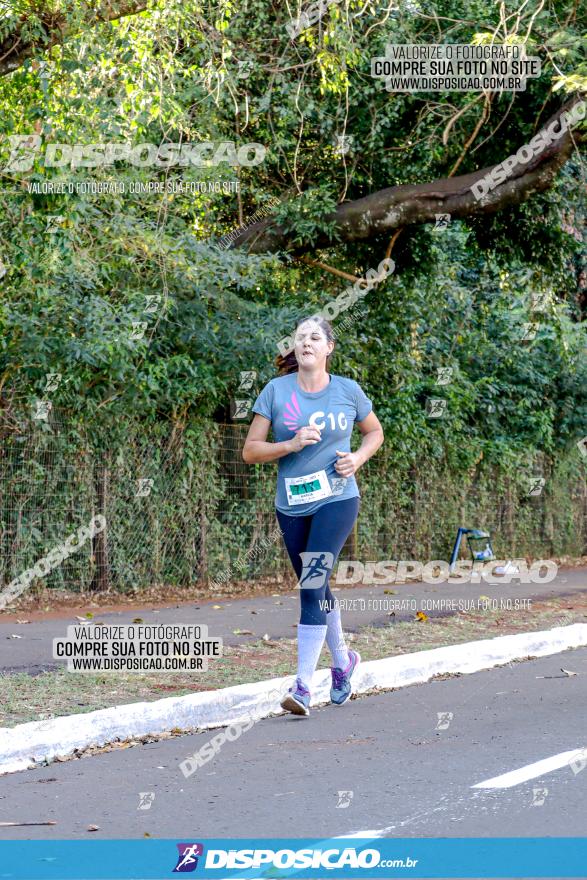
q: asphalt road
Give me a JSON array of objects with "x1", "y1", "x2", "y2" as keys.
[
  {"x1": 1, "y1": 646, "x2": 586, "y2": 846},
  {"x1": 1, "y1": 567, "x2": 586, "y2": 676}
]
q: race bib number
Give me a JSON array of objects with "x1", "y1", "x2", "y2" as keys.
[{"x1": 284, "y1": 469, "x2": 333, "y2": 506}]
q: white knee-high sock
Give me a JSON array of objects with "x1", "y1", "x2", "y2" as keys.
[
  {"x1": 326, "y1": 605, "x2": 350, "y2": 669},
  {"x1": 296, "y1": 623, "x2": 327, "y2": 690}
]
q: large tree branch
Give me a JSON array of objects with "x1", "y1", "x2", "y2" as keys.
[
  {"x1": 232, "y1": 96, "x2": 585, "y2": 255},
  {"x1": 0, "y1": 1, "x2": 148, "y2": 78}
]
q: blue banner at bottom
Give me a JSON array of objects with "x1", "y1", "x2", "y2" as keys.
[{"x1": 0, "y1": 838, "x2": 585, "y2": 879}]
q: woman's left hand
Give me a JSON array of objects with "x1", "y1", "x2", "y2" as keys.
[{"x1": 334, "y1": 450, "x2": 361, "y2": 477}]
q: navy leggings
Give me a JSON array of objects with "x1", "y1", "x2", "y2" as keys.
[{"x1": 276, "y1": 496, "x2": 360, "y2": 626}]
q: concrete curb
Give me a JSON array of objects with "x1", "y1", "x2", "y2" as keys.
[{"x1": 1, "y1": 623, "x2": 586, "y2": 776}]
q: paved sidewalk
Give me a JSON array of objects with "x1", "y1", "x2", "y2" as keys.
[
  {"x1": 1, "y1": 567, "x2": 585, "y2": 675},
  {"x1": 1, "y1": 645, "x2": 586, "y2": 839}
]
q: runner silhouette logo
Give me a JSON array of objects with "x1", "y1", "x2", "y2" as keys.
[
  {"x1": 298, "y1": 551, "x2": 334, "y2": 589},
  {"x1": 173, "y1": 843, "x2": 204, "y2": 872}
]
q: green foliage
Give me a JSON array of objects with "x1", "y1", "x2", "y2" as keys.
[
  {"x1": 1, "y1": 416, "x2": 585, "y2": 593},
  {"x1": 0, "y1": 0, "x2": 585, "y2": 570}
]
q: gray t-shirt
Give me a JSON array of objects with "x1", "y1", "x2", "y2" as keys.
[{"x1": 252, "y1": 372, "x2": 373, "y2": 516}]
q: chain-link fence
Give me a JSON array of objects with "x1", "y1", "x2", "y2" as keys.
[{"x1": 1, "y1": 409, "x2": 586, "y2": 596}]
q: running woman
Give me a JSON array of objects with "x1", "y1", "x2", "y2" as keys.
[{"x1": 242, "y1": 316, "x2": 384, "y2": 715}]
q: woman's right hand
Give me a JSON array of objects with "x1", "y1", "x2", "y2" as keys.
[{"x1": 288, "y1": 425, "x2": 322, "y2": 453}]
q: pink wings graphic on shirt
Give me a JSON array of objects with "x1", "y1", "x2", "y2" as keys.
[{"x1": 282, "y1": 390, "x2": 302, "y2": 431}]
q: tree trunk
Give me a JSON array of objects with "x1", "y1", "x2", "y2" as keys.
[{"x1": 230, "y1": 98, "x2": 583, "y2": 256}]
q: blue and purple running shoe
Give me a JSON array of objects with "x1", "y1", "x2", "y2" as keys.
[
  {"x1": 280, "y1": 677, "x2": 311, "y2": 716},
  {"x1": 330, "y1": 649, "x2": 361, "y2": 705}
]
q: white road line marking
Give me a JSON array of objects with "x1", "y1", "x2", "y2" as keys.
[{"x1": 472, "y1": 748, "x2": 587, "y2": 789}]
